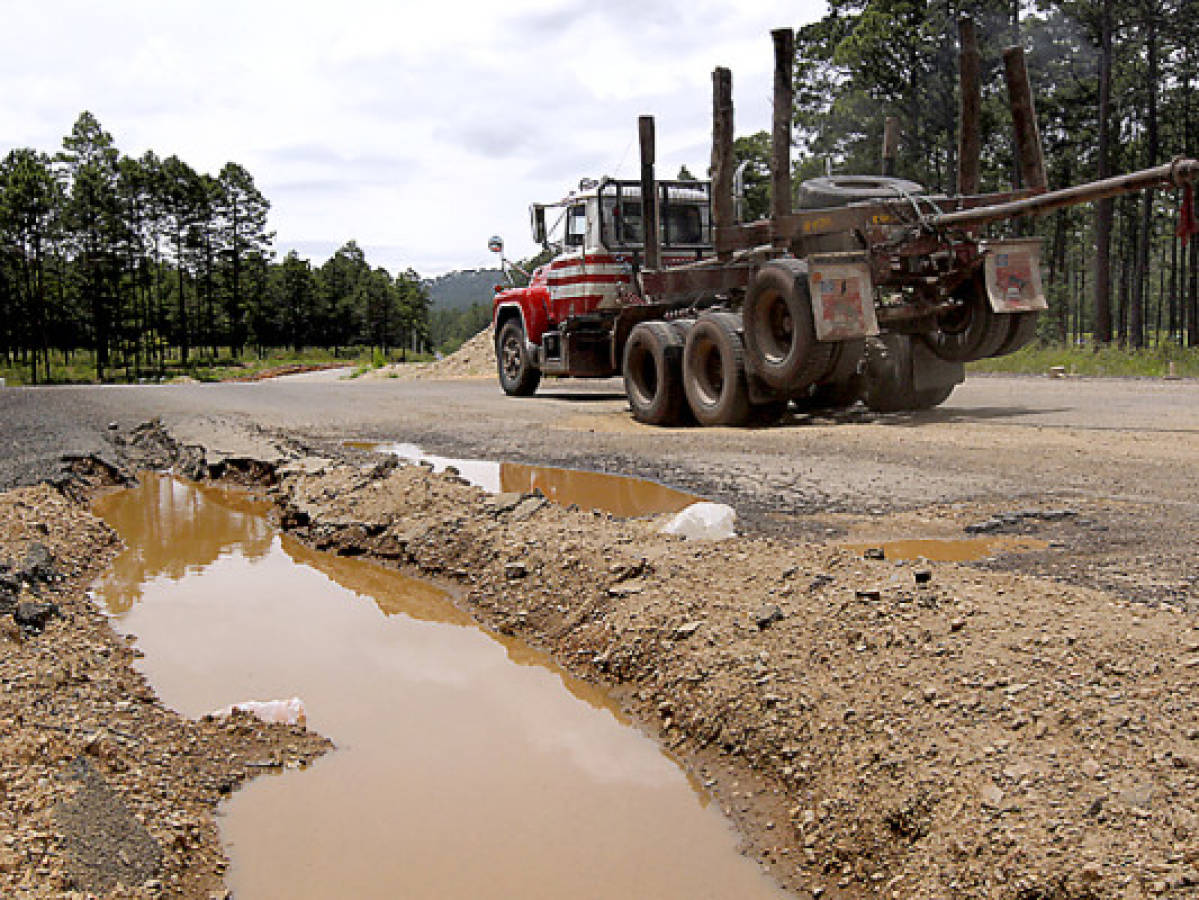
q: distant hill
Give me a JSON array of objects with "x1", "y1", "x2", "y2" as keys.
[{"x1": 424, "y1": 268, "x2": 505, "y2": 311}]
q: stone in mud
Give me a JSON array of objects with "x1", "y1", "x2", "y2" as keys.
[
  {"x1": 863, "y1": 547, "x2": 885, "y2": 560},
  {"x1": 15, "y1": 599, "x2": 59, "y2": 632}
]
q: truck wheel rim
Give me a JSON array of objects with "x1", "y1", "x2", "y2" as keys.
[
  {"x1": 502, "y1": 335, "x2": 522, "y2": 380},
  {"x1": 755, "y1": 291, "x2": 793, "y2": 363}
]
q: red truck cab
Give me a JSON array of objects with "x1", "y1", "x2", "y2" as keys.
[{"x1": 492, "y1": 178, "x2": 711, "y2": 395}]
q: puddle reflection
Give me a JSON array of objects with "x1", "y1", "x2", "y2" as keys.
[{"x1": 348, "y1": 441, "x2": 699, "y2": 517}]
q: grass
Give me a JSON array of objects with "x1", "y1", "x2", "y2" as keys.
[
  {"x1": 968, "y1": 343, "x2": 1199, "y2": 378},
  {"x1": 0, "y1": 347, "x2": 435, "y2": 386}
]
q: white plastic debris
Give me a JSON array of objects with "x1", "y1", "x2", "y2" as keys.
[
  {"x1": 209, "y1": 697, "x2": 307, "y2": 727},
  {"x1": 660, "y1": 502, "x2": 737, "y2": 541}
]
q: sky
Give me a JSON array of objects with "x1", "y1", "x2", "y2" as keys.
[{"x1": 1, "y1": 0, "x2": 827, "y2": 277}]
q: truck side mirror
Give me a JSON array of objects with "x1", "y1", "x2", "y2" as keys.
[{"x1": 530, "y1": 205, "x2": 547, "y2": 247}]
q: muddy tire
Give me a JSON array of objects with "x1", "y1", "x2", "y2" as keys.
[
  {"x1": 990, "y1": 311, "x2": 1039, "y2": 357},
  {"x1": 682, "y1": 312, "x2": 751, "y2": 427},
  {"x1": 793, "y1": 378, "x2": 864, "y2": 413},
  {"x1": 742, "y1": 262, "x2": 833, "y2": 394},
  {"x1": 496, "y1": 319, "x2": 541, "y2": 396},
  {"x1": 909, "y1": 384, "x2": 956, "y2": 410},
  {"x1": 623, "y1": 322, "x2": 690, "y2": 426},
  {"x1": 920, "y1": 275, "x2": 1009, "y2": 363},
  {"x1": 748, "y1": 399, "x2": 789, "y2": 426},
  {"x1": 796, "y1": 175, "x2": 925, "y2": 210}
]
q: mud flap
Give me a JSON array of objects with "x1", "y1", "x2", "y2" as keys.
[
  {"x1": 982, "y1": 239, "x2": 1048, "y2": 313},
  {"x1": 807, "y1": 253, "x2": 880, "y2": 341}
]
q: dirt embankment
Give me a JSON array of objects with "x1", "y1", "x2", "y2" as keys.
[
  {"x1": 0, "y1": 467, "x2": 329, "y2": 899},
  {"x1": 272, "y1": 458, "x2": 1199, "y2": 900},
  {"x1": 365, "y1": 324, "x2": 495, "y2": 380}
]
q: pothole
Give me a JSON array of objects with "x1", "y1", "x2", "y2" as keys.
[
  {"x1": 843, "y1": 536, "x2": 1049, "y2": 562},
  {"x1": 345, "y1": 441, "x2": 701, "y2": 517},
  {"x1": 90, "y1": 473, "x2": 785, "y2": 899}
]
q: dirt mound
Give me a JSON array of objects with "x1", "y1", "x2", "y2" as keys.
[
  {"x1": 275, "y1": 459, "x2": 1199, "y2": 900},
  {"x1": 367, "y1": 325, "x2": 495, "y2": 380}
]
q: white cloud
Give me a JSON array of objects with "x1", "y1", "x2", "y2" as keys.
[{"x1": 0, "y1": 0, "x2": 827, "y2": 275}]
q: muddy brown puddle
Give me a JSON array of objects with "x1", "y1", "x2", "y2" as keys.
[
  {"x1": 347, "y1": 441, "x2": 699, "y2": 518},
  {"x1": 843, "y1": 536, "x2": 1049, "y2": 562},
  {"x1": 91, "y1": 474, "x2": 785, "y2": 899}
]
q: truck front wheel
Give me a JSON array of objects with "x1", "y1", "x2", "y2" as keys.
[
  {"x1": 623, "y1": 322, "x2": 690, "y2": 426},
  {"x1": 496, "y1": 319, "x2": 541, "y2": 396},
  {"x1": 682, "y1": 312, "x2": 751, "y2": 427}
]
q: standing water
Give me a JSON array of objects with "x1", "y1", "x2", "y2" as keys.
[{"x1": 91, "y1": 474, "x2": 786, "y2": 899}]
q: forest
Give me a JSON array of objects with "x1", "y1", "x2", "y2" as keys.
[
  {"x1": 771, "y1": 0, "x2": 1198, "y2": 349},
  {"x1": 4, "y1": 2, "x2": 1196, "y2": 385},
  {"x1": 0, "y1": 113, "x2": 430, "y2": 384}
]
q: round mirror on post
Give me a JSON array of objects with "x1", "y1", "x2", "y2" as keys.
[{"x1": 487, "y1": 235, "x2": 504, "y2": 254}]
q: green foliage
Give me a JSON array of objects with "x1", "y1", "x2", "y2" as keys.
[
  {"x1": 732, "y1": 131, "x2": 772, "y2": 221},
  {"x1": 0, "y1": 113, "x2": 433, "y2": 383},
  {"x1": 969, "y1": 342, "x2": 1199, "y2": 378},
  {"x1": 791, "y1": 0, "x2": 1199, "y2": 347}
]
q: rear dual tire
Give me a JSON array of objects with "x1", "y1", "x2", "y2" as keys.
[{"x1": 623, "y1": 322, "x2": 691, "y2": 426}]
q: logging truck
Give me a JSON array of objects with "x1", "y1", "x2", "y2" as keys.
[{"x1": 491, "y1": 25, "x2": 1199, "y2": 426}]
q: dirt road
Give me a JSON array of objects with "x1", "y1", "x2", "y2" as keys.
[{"x1": 4, "y1": 373, "x2": 1196, "y2": 603}]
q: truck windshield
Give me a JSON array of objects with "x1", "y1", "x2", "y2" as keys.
[{"x1": 599, "y1": 181, "x2": 712, "y2": 251}]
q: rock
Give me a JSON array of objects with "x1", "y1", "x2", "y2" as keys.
[
  {"x1": 660, "y1": 502, "x2": 737, "y2": 541},
  {"x1": 19, "y1": 542, "x2": 55, "y2": 582},
  {"x1": 949, "y1": 618, "x2": 967, "y2": 632},
  {"x1": 486, "y1": 492, "x2": 523, "y2": 513},
  {"x1": 755, "y1": 605, "x2": 784, "y2": 630},
  {"x1": 673, "y1": 621, "x2": 703, "y2": 640},
  {"x1": 980, "y1": 783, "x2": 1005, "y2": 808},
  {"x1": 965, "y1": 519, "x2": 1004, "y2": 535},
  {"x1": 511, "y1": 496, "x2": 547, "y2": 521},
  {"x1": 913, "y1": 568, "x2": 932, "y2": 585},
  {"x1": 863, "y1": 547, "x2": 885, "y2": 560},
  {"x1": 1079, "y1": 864, "x2": 1103, "y2": 883},
  {"x1": 15, "y1": 600, "x2": 59, "y2": 632},
  {"x1": 503, "y1": 561, "x2": 528, "y2": 580},
  {"x1": 854, "y1": 588, "x2": 881, "y2": 602}
]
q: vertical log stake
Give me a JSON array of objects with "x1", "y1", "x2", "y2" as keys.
[
  {"x1": 958, "y1": 17, "x2": 981, "y2": 195},
  {"x1": 711, "y1": 67, "x2": 734, "y2": 260},
  {"x1": 771, "y1": 28, "x2": 794, "y2": 227},
  {"x1": 882, "y1": 117, "x2": 900, "y2": 177},
  {"x1": 639, "y1": 115, "x2": 661, "y2": 271},
  {"x1": 1003, "y1": 45, "x2": 1047, "y2": 192}
]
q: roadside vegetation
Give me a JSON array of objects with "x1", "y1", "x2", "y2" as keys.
[
  {"x1": 0, "y1": 114, "x2": 432, "y2": 386},
  {"x1": 969, "y1": 340, "x2": 1199, "y2": 378}
]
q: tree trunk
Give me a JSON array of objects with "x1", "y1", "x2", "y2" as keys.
[
  {"x1": 1093, "y1": 0, "x2": 1114, "y2": 344},
  {"x1": 1131, "y1": 0, "x2": 1159, "y2": 349}
]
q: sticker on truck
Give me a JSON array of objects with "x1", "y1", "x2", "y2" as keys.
[
  {"x1": 807, "y1": 255, "x2": 880, "y2": 341},
  {"x1": 983, "y1": 238, "x2": 1048, "y2": 313}
]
